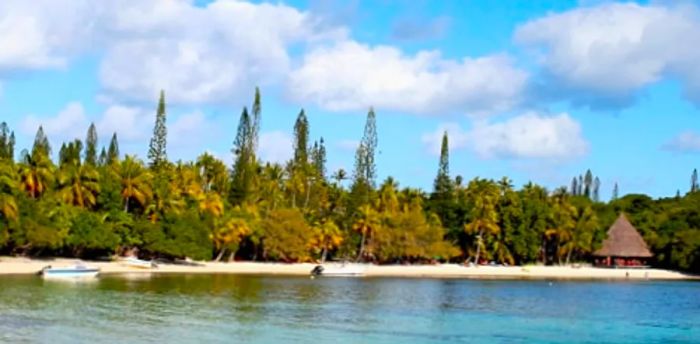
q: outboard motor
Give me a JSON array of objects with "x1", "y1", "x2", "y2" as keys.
[{"x1": 311, "y1": 265, "x2": 324, "y2": 276}]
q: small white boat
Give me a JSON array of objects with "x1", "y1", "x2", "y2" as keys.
[
  {"x1": 310, "y1": 263, "x2": 366, "y2": 277},
  {"x1": 121, "y1": 256, "x2": 157, "y2": 269},
  {"x1": 40, "y1": 264, "x2": 100, "y2": 279}
]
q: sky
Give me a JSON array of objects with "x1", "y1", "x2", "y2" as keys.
[{"x1": 1, "y1": 0, "x2": 699, "y2": 199}]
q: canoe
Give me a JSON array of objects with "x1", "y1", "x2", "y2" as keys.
[
  {"x1": 40, "y1": 265, "x2": 100, "y2": 279},
  {"x1": 122, "y1": 257, "x2": 157, "y2": 269},
  {"x1": 310, "y1": 264, "x2": 366, "y2": 277}
]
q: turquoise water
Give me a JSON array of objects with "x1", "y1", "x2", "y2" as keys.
[{"x1": 0, "y1": 275, "x2": 698, "y2": 343}]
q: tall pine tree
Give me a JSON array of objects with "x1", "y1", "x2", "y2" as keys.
[
  {"x1": 593, "y1": 177, "x2": 601, "y2": 202},
  {"x1": 691, "y1": 168, "x2": 698, "y2": 193},
  {"x1": 351, "y1": 108, "x2": 378, "y2": 206},
  {"x1": 312, "y1": 137, "x2": 327, "y2": 179},
  {"x1": 32, "y1": 125, "x2": 51, "y2": 158},
  {"x1": 85, "y1": 122, "x2": 98, "y2": 166},
  {"x1": 292, "y1": 109, "x2": 309, "y2": 168},
  {"x1": 583, "y1": 169, "x2": 593, "y2": 198},
  {"x1": 230, "y1": 107, "x2": 254, "y2": 205},
  {"x1": 0, "y1": 122, "x2": 15, "y2": 160},
  {"x1": 148, "y1": 90, "x2": 167, "y2": 168},
  {"x1": 433, "y1": 131, "x2": 452, "y2": 197},
  {"x1": 570, "y1": 177, "x2": 578, "y2": 196},
  {"x1": 612, "y1": 182, "x2": 619, "y2": 201},
  {"x1": 251, "y1": 87, "x2": 261, "y2": 152},
  {"x1": 107, "y1": 133, "x2": 120, "y2": 164},
  {"x1": 430, "y1": 131, "x2": 456, "y2": 233}
]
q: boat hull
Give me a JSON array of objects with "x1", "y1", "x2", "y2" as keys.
[
  {"x1": 310, "y1": 264, "x2": 366, "y2": 277},
  {"x1": 41, "y1": 266, "x2": 100, "y2": 279}
]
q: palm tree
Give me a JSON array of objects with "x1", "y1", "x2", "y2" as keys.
[
  {"x1": 57, "y1": 163, "x2": 100, "y2": 208},
  {"x1": 260, "y1": 163, "x2": 285, "y2": 211},
  {"x1": 113, "y1": 155, "x2": 152, "y2": 213},
  {"x1": 19, "y1": 150, "x2": 54, "y2": 199},
  {"x1": 464, "y1": 178, "x2": 500, "y2": 265},
  {"x1": 546, "y1": 191, "x2": 576, "y2": 264},
  {"x1": 562, "y1": 205, "x2": 598, "y2": 265},
  {"x1": 0, "y1": 161, "x2": 19, "y2": 222},
  {"x1": 196, "y1": 153, "x2": 228, "y2": 193},
  {"x1": 353, "y1": 204, "x2": 380, "y2": 262},
  {"x1": 312, "y1": 220, "x2": 343, "y2": 263},
  {"x1": 332, "y1": 169, "x2": 347, "y2": 187},
  {"x1": 198, "y1": 192, "x2": 224, "y2": 218}
]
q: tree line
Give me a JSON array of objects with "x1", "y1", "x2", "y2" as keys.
[{"x1": 0, "y1": 89, "x2": 699, "y2": 272}]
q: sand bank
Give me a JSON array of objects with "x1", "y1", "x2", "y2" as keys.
[{"x1": 0, "y1": 257, "x2": 696, "y2": 280}]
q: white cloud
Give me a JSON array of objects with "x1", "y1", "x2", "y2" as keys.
[
  {"x1": 421, "y1": 113, "x2": 588, "y2": 160},
  {"x1": 21, "y1": 102, "x2": 88, "y2": 142},
  {"x1": 287, "y1": 40, "x2": 528, "y2": 116},
  {"x1": 515, "y1": 2, "x2": 700, "y2": 106},
  {"x1": 259, "y1": 131, "x2": 293, "y2": 164},
  {"x1": 470, "y1": 112, "x2": 588, "y2": 160},
  {"x1": 98, "y1": 0, "x2": 344, "y2": 104},
  {"x1": 662, "y1": 131, "x2": 700, "y2": 153},
  {"x1": 0, "y1": 0, "x2": 344, "y2": 105},
  {"x1": 420, "y1": 123, "x2": 469, "y2": 156},
  {"x1": 97, "y1": 105, "x2": 151, "y2": 143}
]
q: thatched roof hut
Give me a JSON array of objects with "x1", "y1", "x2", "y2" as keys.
[{"x1": 594, "y1": 214, "x2": 653, "y2": 258}]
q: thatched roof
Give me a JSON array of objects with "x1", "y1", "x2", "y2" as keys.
[{"x1": 593, "y1": 214, "x2": 653, "y2": 258}]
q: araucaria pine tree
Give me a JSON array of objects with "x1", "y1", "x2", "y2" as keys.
[
  {"x1": 32, "y1": 125, "x2": 51, "y2": 157},
  {"x1": 691, "y1": 169, "x2": 698, "y2": 193},
  {"x1": 583, "y1": 169, "x2": 593, "y2": 198},
  {"x1": 85, "y1": 122, "x2": 98, "y2": 166},
  {"x1": 230, "y1": 107, "x2": 254, "y2": 205},
  {"x1": 250, "y1": 87, "x2": 261, "y2": 152},
  {"x1": 612, "y1": 182, "x2": 619, "y2": 201},
  {"x1": 148, "y1": 90, "x2": 167, "y2": 168},
  {"x1": 351, "y1": 108, "x2": 378, "y2": 205},
  {"x1": 293, "y1": 109, "x2": 309, "y2": 168},
  {"x1": 430, "y1": 131, "x2": 457, "y2": 233},
  {"x1": 312, "y1": 137, "x2": 327, "y2": 179},
  {"x1": 107, "y1": 133, "x2": 120, "y2": 164},
  {"x1": 433, "y1": 131, "x2": 452, "y2": 197},
  {"x1": 593, "y1": 177, "x2": 601, "y2": 202},
  {"x1": 0, "y1": 122, "x2": 15, "y2": 160}
]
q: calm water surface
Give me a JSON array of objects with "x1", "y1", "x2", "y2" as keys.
[{"x1": 0, "y1": 274, "x2": 698, "y2": 343}]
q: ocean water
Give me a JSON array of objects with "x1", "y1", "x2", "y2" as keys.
[{"x1": 0, "y1": 274, "x2": 698, "y2": 343}]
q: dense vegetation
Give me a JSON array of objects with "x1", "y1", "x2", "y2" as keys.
[{"x1": 0, "y1": 89, "x2": 699, "y2": 272}]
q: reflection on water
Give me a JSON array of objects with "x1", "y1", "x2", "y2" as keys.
[{"x1": 0, "y1": 275, "x2": 698, "y2": 343}]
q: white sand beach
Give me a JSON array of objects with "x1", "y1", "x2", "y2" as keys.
[{"x1": 0, "y1": 257, "x2": 696, "y2": 280}]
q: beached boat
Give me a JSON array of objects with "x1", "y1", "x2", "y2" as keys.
[
  {"x1": 40, "y1": 264, "x2": 100, "y2": 279},
  {"x1": 310, "y1": 263, "x2": 366, "y2": 277},
  {"x1": 121, "y1": 256, "x2": 157, "y2": 269}
]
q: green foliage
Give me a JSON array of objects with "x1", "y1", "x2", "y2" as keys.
[
  {"x1": 67, "y1": 210, "x2": 119, "y2": 256},
  {"x1": 2, "y1": 94, "x2": 700, "y2": 273},
  {"x1": 261, "y1": 208, "x2": 313, "y2": 262}
]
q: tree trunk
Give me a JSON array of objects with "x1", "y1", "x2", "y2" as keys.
[
  {"x1": 321, "y1": 246, "x2": 328, "y2": 263},
  {"x1": 473, "y1": 228, "x2": 484, "y2": 266},
  {"x1": 227, "y1": 250, "x2": 236, "y2": 262},
  {"x1": 124, "y1": 196, "x2": 130, "y2": 213},
  {"x1": 356, "y1": 230, "x2": 367, "y2": 262},
  {"x1": 304, "y1": 181, "x2": 311, "y2": 209},
  {"x1": 565, "y1": 247, "x2": 573, "y2": 266},
  {"x1": 214, "y1": 249, "x2": 226, "y2": 262}
]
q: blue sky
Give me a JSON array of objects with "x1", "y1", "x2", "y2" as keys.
[{"x1": 1, "y1": 0, "x2": 699, "y2": 199}]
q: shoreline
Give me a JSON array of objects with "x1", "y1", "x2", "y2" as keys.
[{"x1": 0, "y1": 257, "x2": 697, "y2": 281}]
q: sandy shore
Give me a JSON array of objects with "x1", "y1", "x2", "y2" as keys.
[{"x1": 0, "y1": 257, "x2": 696, "y2": 280}]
